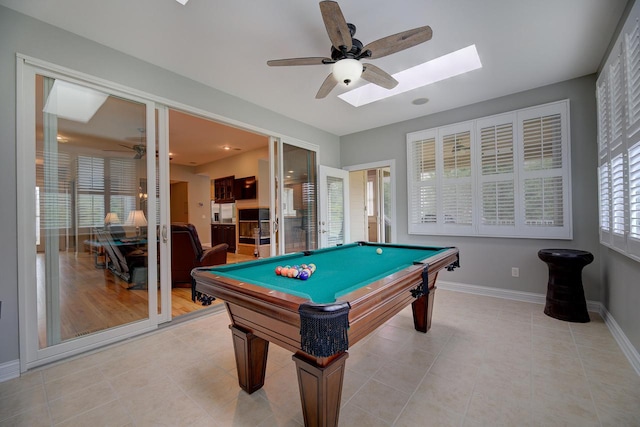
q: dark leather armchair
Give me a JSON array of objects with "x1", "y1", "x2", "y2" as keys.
[{"x1": 170, "y1": 223, "x2": 228, "y2": 296}]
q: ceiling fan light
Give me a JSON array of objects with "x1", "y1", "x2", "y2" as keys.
[{"x1": 332, "y1": 59, "x2": 363, "y2": 86}]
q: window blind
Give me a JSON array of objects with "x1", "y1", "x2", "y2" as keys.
[
  {"x1": 610, "y1": 59, "x2": 624, "y2": 148},
  {"x1": 611, "y1": 154, "x2": 626, "y2": 235}
]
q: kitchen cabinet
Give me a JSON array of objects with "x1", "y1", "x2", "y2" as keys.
[
  {"x1": 213, "y1": 176, "x2": 235, "y2": 203},
  {"x1": 211, "y1": 224, "x2": 236, "y2": 253}
]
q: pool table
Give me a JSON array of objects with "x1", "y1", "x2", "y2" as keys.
[{"x1": 192, "y1": 242, "x2": 459, "y2": 427}]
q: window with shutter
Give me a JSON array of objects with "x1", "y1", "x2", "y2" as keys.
[
  {"x1": 597, "y1": 78, "x2": 611, "y2": 154},
  {"x1": 408, "y1": 134, "x2": 438, "y2": 229},
  {"x1": 108, "y1": 158, "x2": 137, "y2": 222},
  {"x1": 611, "y1": 154, "x2": 626, "y2": 237},
  {"x1": 599, "y1": 164, "x2": 611, "y2": 235},
  {"x1": 629, "y1": 142, "x2": 640, "y2": 253},
  {"x1": 626, "y1": 22, "x2": 640, "y2": 136},
  {"x1": 478, "y1": 117, "x2": 516, "y2": 230},
  {"x1": 596, "y1": 3, "x2": 640, "y2": 262},
  {"x1": 610, "y1": 58, "x2": 624, "y2": 149},
  {"x1": 37, "y1": 151, "x2": 72, "y2": 230},
  {"x1": 407, "y1": 100, "x2": 570, "y2": 238},
  {"x1": 76, "y1": 155, "x2": 105, "y2": 228}
]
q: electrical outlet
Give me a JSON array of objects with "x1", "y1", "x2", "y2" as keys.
[{"x1": 511, "y1": 267, "x2": 519, "y2": 277}]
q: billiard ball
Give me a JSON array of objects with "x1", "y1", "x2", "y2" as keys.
[
  {"x1": 376, "y1": 248, "x2": 383, "y2": 254},
  {"x1": 308, "y1": 263, "x2": 316, "y2": 273},
  {"x1": 281, "y1": 267, "x2": 289, "y2": 276},
  {"x1": 275, "y1": 266, "x2": 282, "y2": 275},
  {"x1": 299, "y1": 270, "x2": 310, "y2": 280}
]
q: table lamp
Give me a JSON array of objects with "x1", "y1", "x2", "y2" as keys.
[
  {"x1": 104, "y1": 212, "x2": 120, "y2": 229},
  {"x1": 127, "y1": 210, "x2": 147, "y2": 237}
]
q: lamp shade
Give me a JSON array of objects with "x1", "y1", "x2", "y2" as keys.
[
  {"x1": 332, "y1": 59, "x2": 363, "y2": 86},
  {"x1": 104, "y1": 212, "x2": 121, "y2": 225},
  {"x1": 126, "y1": 210, "x2": 147, "y2": 227}
]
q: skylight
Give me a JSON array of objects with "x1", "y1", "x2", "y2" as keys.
[{"x1": 339, "y1": 44, "x2": 482, "y2": 107}]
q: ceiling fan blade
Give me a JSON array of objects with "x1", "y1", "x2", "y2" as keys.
[
  {"x1": 119, "y1": 143, "x2": 135, "y2": 150},
  {"x1": 316, "y1": 73, "x2": 339, "y2": 99},
  {"x1": 362, "y1": 26, "x2": 432, "y2": 59},
  {"x1": 267, "y1": 57, "x2": 332, "y2": 67},
  {"x1": 134, "y1": 153, "x2": 143, "y2": 160},
  {"x1": 319, "y1": 1, "x2": 352, "y2": 52},
  {"x1": 361, "y1": 63, "x2": 398, "y2": 89}
]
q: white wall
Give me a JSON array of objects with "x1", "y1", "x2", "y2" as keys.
[{"x1": 0, "y1": 5, "x2": 340, "y2": 366}]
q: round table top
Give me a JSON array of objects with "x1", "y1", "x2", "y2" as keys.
[{"x1": 538, "y1": 249, "x2": 594, "y2": 265}]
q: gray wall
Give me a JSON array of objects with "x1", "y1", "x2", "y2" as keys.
[
  {"x1": 0, "y1": 5, "x2": 339, "y2": 365},
  {"x1": 342, "y1": 73, "x2": 640, "y2": 356},
  {"x1": 341, "y1": 76, "x2": 600, "y2": 299}
]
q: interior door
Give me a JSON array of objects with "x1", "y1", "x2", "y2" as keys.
[
  {"x1": 18, "y1": 59, "x2": 162, "y2": 370},
  {"x1": 319, "y1": 166, "x2": 350, "y2": 248}
]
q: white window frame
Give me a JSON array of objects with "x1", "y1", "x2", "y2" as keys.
[{"x1": 407, "y1": 99, "x2": 571, "y2": 239}]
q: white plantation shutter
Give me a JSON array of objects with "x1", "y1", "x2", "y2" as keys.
[
  {"x1": 37, "y1": 151, "x2": 72, "y2": 229},
  {"x1": 612, "y1": 154, "x2": 626, "y2": 236},
  {"x1": 408, "y1": 133, "x2": 438, "y2": 230},
  {"x1": 478, "y1": 117, "x2": 516, "y2": 231},
  {"x1": 519, "y1": 102, "x2": 569, "y2": 238},
  {"x1": 599, "y1": 164, "x2": 611, "y2": 235},
  {"x1": 407, "y1": 100, "x2": 570, "y2": 238},
  {"x1": 596, "y1": 1, "x2": 640, "y2": 261},
  {"x1": 76, "y1": 155, "x2": 105, "y2": 228},
  {"x1": 629, "y1": 142, "x2": 640, "y2": 254},
  {"x1": 626, "y1": 22, "x2": 640, "y2": 136},
  {"x1": 610, "y1": 59, "x2": 624, "y2": 148},
  {"x1": 597, "y1": 78, "x2": 611, "y2": 154},
  {"x1": 108, "y1": 158, "x2": 137, "y2": 222},
  {"x1": 441, "y1": 129, "x2": 473, "y2": 228}
]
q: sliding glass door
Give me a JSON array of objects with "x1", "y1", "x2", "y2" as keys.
[
  {"x1": 19, "y1": 59, "x2": 166, "y2": 369},
  {"x1": 271, "y1": 138, "x2": 319, "y2": 255}
]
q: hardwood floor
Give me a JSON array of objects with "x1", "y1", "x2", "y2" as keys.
[{"x1": 36, "y1": 249, "x2": 256, "y2": 348}]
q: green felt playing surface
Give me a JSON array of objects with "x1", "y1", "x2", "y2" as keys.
[{"x1": 203, "y1": 243, "x2": 449, "y2": 303}]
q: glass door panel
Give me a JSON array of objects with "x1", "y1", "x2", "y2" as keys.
[
  {"x1": 319, "y1": 166, "x2": 350, "y2": 248},
  {"x1": 35, "y1": 74, "x2": 152, "y2": 348},
  {"x1": 282, "y1": 143, "x2": 317, "y2": 253}
]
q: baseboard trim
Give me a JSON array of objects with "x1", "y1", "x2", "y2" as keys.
[
  {"x1": 597, "y1": 303, "x2": 640, "y2": 376},
  {"x1": 437, "y1": 281, "x2": 640, "y2": 375},
  {"x1": 0, "y1": 360, "x2": 20, "y2": 383}
]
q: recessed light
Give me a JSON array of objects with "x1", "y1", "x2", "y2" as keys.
[
  {"x1": 223, "y1": 146, "x2": 231, "y2": 151},
  {"x1": 412, "y1": 98, "x2": 429, "y2": 105},
  {"x1": 339, "y1": 45, "x2": 482, "y2": 107},
  {"x1": 175, "y1": 0, "x2": 189, "y2": 5}
]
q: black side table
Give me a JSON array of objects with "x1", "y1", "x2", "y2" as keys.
[{"x1": 538, "y1": 249, "x2": 594, "y2": 323}]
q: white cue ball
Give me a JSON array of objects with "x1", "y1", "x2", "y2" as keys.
[{"x1": 376, "y1": 248, "x2": 383, "y2": 254}]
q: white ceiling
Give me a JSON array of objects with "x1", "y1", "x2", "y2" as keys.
[{"x1": 2, "y1": 0, "x2": 628, "y2": 137}]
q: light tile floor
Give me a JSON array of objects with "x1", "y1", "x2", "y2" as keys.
[{"x1": 1, "y1": 289, "x2": 639, "y2": 426}]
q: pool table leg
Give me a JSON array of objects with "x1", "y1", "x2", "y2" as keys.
[
  {"x1": 411, "y1": 287, "x2": 436, "y2": 333},
  {"x1": 293, "y1": 352, "x2": 349, "y2": 427},
  {"x1": 230, "y1": 325, "x2": 269, "y2": 394}
]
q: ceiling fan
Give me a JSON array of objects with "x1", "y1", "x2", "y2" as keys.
[{"x1": 267, "y1": 1, "x2": 432, "y2": 99}]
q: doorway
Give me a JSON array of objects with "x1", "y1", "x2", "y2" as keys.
[{"x1": 346, "y1": 161, "x2": 396, "y2": 243}]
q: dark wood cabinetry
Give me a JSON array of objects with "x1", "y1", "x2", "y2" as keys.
[
  {"x1": 211, "y1": 224, "x2": 236, "y2": 253},
  {"x1": 213, "y1": 176, "x2": 235, "y2": 203}
]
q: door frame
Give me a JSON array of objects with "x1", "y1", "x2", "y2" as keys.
[
  {"x1": 16, "y1": 55, "x2": 166, "y2": 370},
  {"x1": 318, "y1": 165, "x2": 350, "y2": 248},
  {"x1": 343, "y1": 160, "x2": 397, "y2": 243}
]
